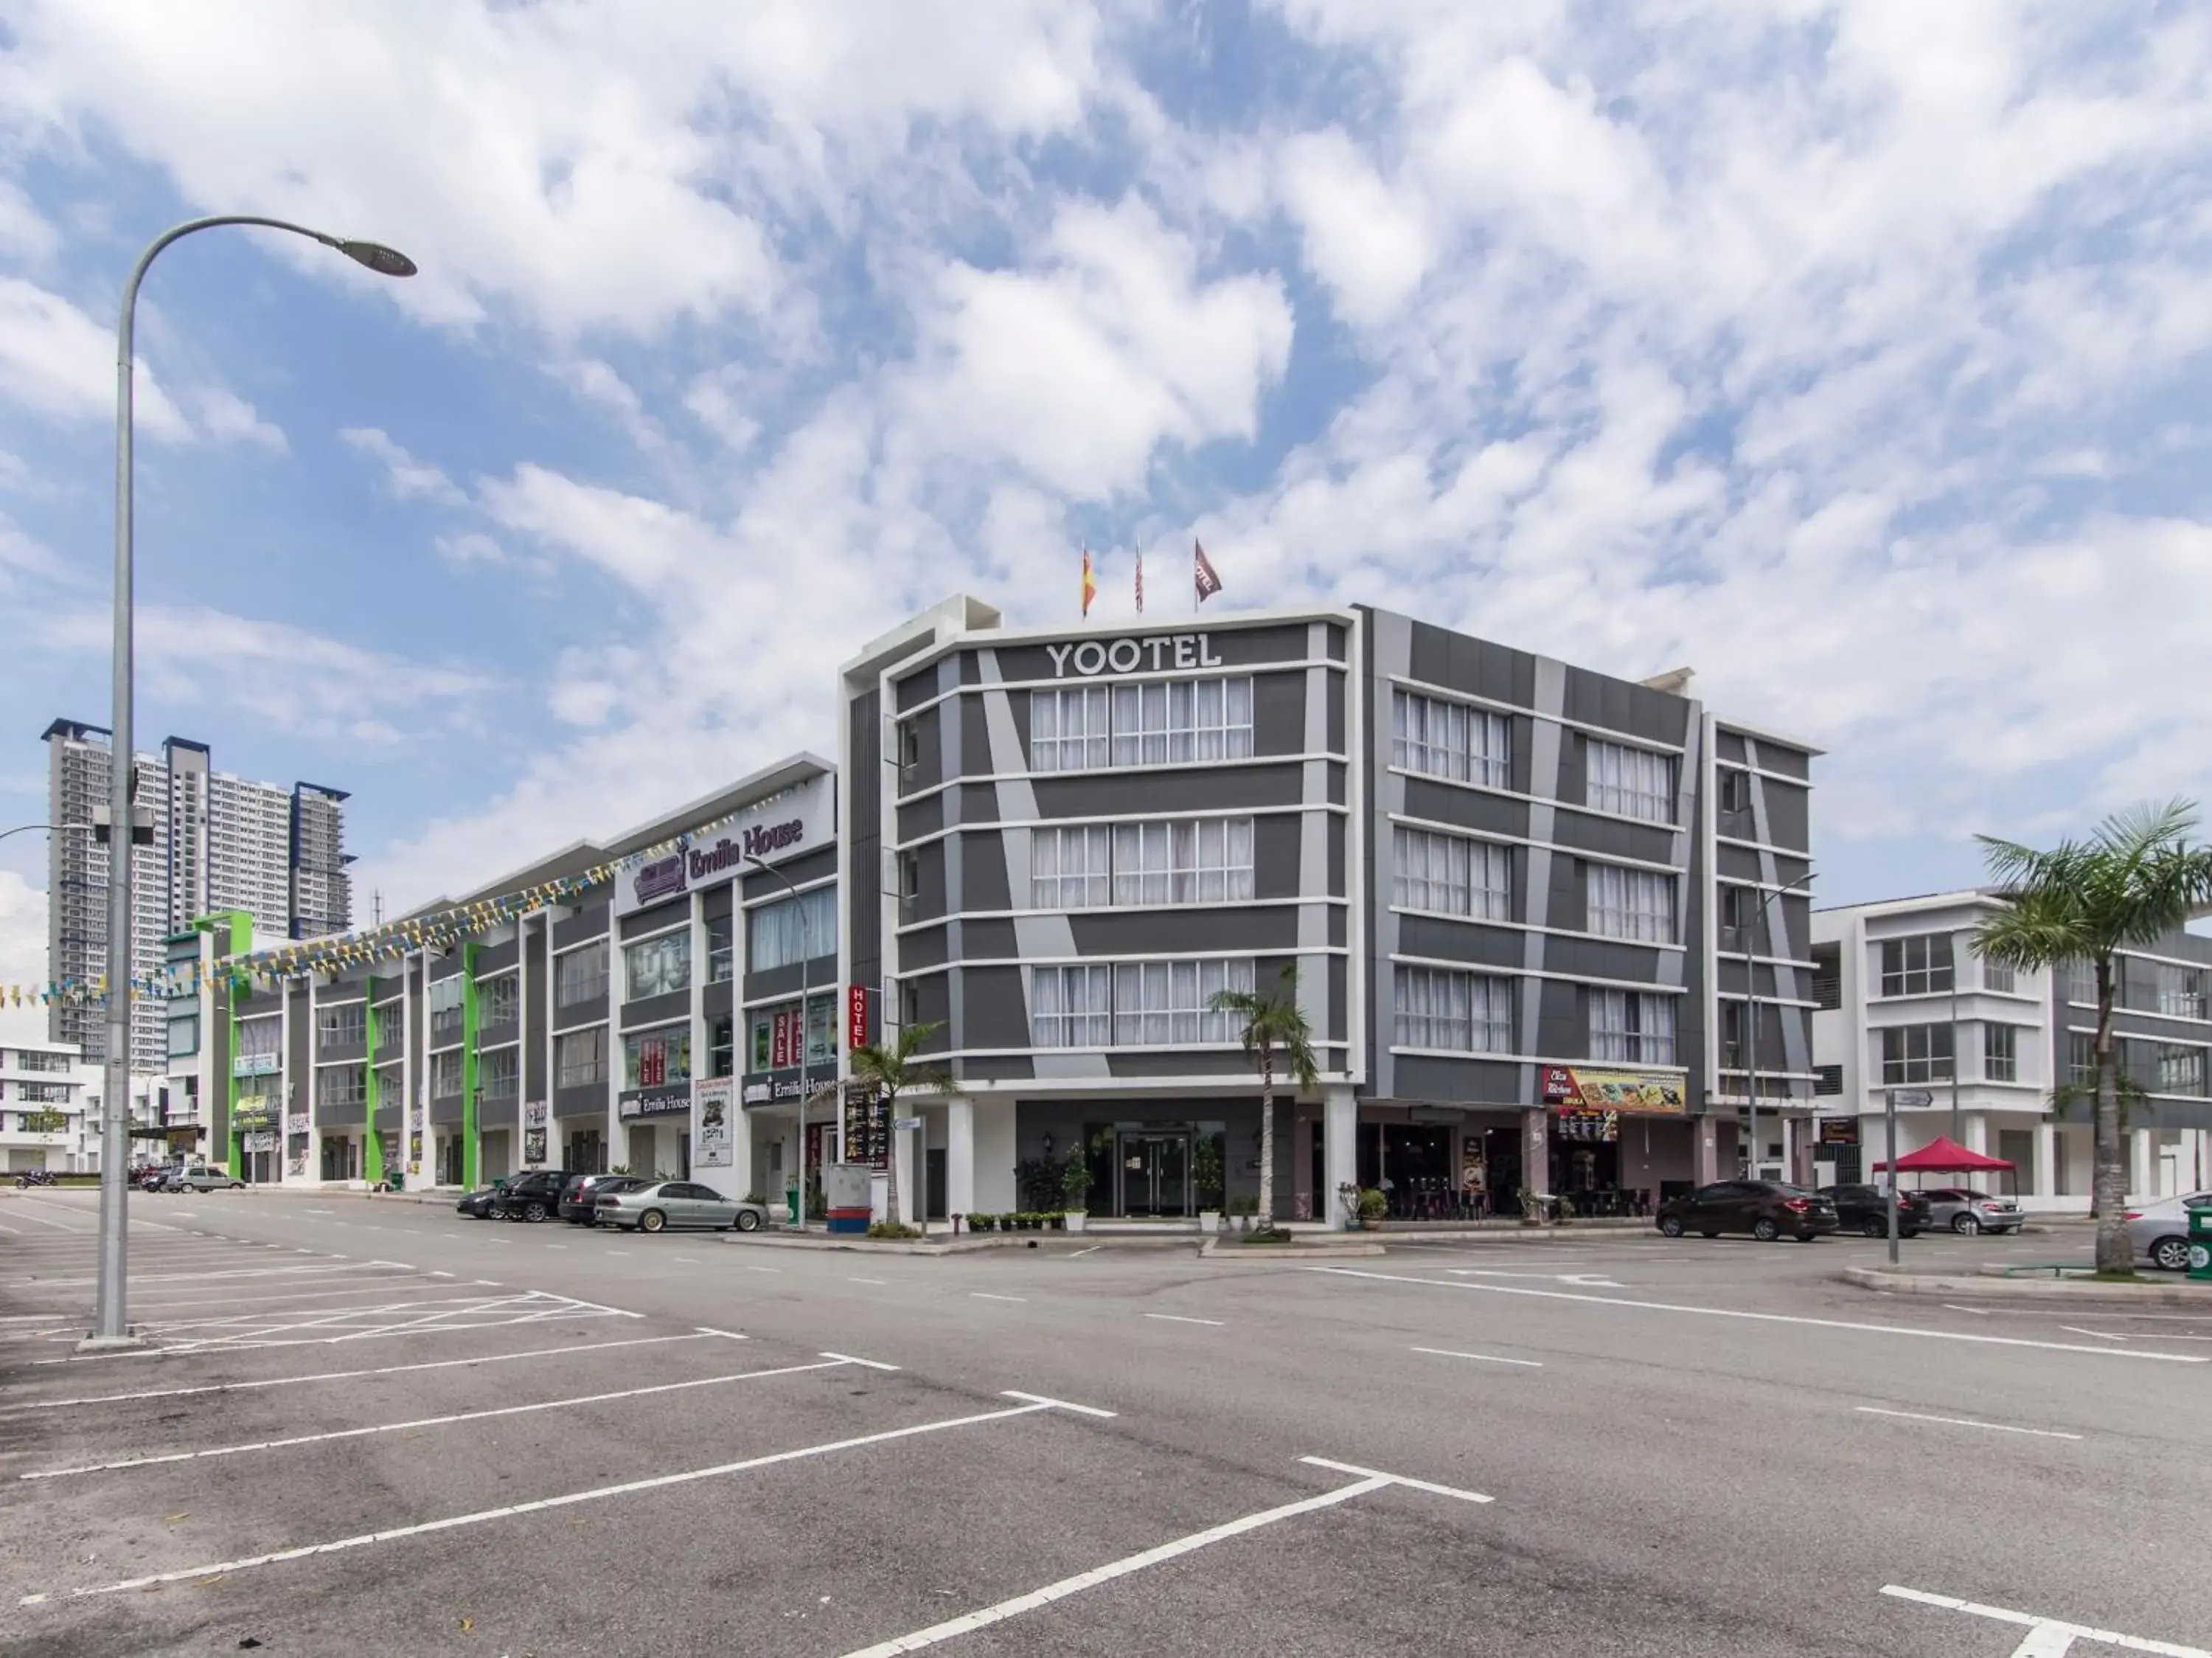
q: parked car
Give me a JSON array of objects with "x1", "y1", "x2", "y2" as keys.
[
  {"x1": 594, "y1": 1180, "x2": 767, "y2": 1234},
  {"x1": 2126, "y1": 1191, "x2": 2212, "y2": 1272},
  {"x1": 489, "y1": 1170, "x2": 574, "y2": 1223},
  {"x1": 1914, "y1": 1187, "x2": 2025, "y2": 1235},
  {"x1": 133, "y1": 1166, "x2": 171, "y2": 1192},
  {"x1": 1656, "y1": 1181, "x2": 1839, "y2": 1242},
  {"x1": 560, "y1": 1173, "x2": 644, "y2": 1224},
  {"x1": 455, "y1": 1185, "x2": 501, "y2": 1219},
  {"x1": 170, "y1": 1163, "x2": 246, "y2": 1193},
  {"x1": 1819, "y1": 1183, "x2": 1930, "y2": 1239}
]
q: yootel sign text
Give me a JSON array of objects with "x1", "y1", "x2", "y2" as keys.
[{"x1": 1045, "y1": 634, "x2": 1225, "y2": 678}]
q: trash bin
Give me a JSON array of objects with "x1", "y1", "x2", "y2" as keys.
[
  {"x1": 2188, "y1": 1204, "x2": 2212, "y2": 1283},
  {"x1": 786, "y1": 1184, "x2": 800, "y2": 1226}
]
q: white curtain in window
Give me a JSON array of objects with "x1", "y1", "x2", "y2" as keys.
[
  {"x1": 1586, "y1": 740, "x2": 1676, "y2": 822},
  {"x1": 1587, "y1": 864, "x2": 1674, "y2": 943}
]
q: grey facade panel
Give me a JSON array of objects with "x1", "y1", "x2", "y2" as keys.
[
  {"x1": 318, "y1": 1038, "x2": 368, "y2": 1064},
  {"x1": 961, "y1": 699, "x2": 992, "y2": 783},
  {"x1": 1739, "y1": 737, "x2": 1810, "y2": 780},
  {"x1": 1717, "y1": 844, "x2": 1770, "y2": 885},
  {"x1": 619, "y1": 900, "x2": 687, "y2": 941},
  {"x1": 1550, "y1": 810, "x2": 1680, "y2": 867},
  {"x1": 1393, "y1": 1055, "x2": 1526, "y2": 1107},
  {"x1": 286, "y1": 991, "x2": 310, "y2": 1115},
  {"x1": 964, "y1": 1053, "x2": 1036, "y2": 1081},
  {"x1": 1537, "y1": 979, "x2": 1585, "y2": 1060},
  {"x1": 1714, "y1": 729, "x2": 1747, "y2": 766},
  {"x1": 1398, "y1": 777, "x2": 1531, "y2": 842},
  {"x1": 964, "y1": 830, "x2": 1012, "y2": 912},
  {"x1": 428, "y1": 952, "x2": 465, "y2": 984},
  {"x1": 897, "y1": 670, "x2": 936, "y2": 713},
  {"x1": 743, "y1": 957, "x2": 834, "y2": 1005},
  {"x1": 1327, "y1": 814, "x2": 1346, "y2": 901},
  {"x1": 1253, "y1": 670, "x2": 1308, "y2": 757},
  {"x1": 897, "y1": 790, "x2": 944, "y2": 844},
  {"x1": 1545, "y1": 932, "x2": 1679, "y2": 986},
  {"x1": 429, "y1": 1092, "x2": 465, "y2": 1125},
  {"x1": 742, "y1": 844, "x2": 833, "y2": 897},
  {"x1": 1396, "y1": 916, "x2": 1526, "y2": 971},
  {"x1": 850, "y1": 688, "x2": 883, "y2": 998},
  {"x1": 316, "y1": 988, "x2": 368, "y2": 1010},
  {"x1": 1548, "y1": 854, "x2": 1588, "y2": 934},
  {"x1": 1760, "y1": 780, "x2": 1812, "y2": 853},
  {"x1": 897, "y1": 703, "x2": 942, "y2": 796},
  {"x1": 1562, "y1": 666, "x2": 1690, "y2": 746},
  {"x1": 552, "y1": 1083, "x2": 605, "y2": 1121},
  {"x1": 1065, "y1": 907, "x2": 1302, "y2": 956},
  {"x1": 476, "y1": 1018, "x2": 520, "y2": 1052},
  {"x1": 552, "y1": 903, "x2": 610, "y2": 951},
  {"x1": 1253, "y1": 815, "x2": 1303, "y2": 901},
  {"x1": 1105, "y1": 1051, "x2": 1264, "y2": 1079},
  {"x1": 902, "y1": 926, "x2": 949, "y2": 972},
  {"x1": 701, "y1": 979, "x2": 734, "y2": 1021},
  {"x1": 475, "y1": 938, "x2": 521, "y2": 975},
  {"x1": 963, "y1": 918, "x2": 1018, "y2": 960},
  {"x1": 989, "y1": 622, "x2": 1316, "y2": 687},
  {"x1": 552, "y1": 994, "x2": 608, "y2": 1033},
  {"x1": 1327, "y1": 671, "x2": 1346, "y2": 754},
  {"x1": 524, "y1": 929, "x2": 548, "y2": 1101},
  {"x1": 319, "y1": 1094, "x2": 368, "y2": 1127},
  {"x1": 619, "y1": 991, "x2": 689, "y2": 1032},
  {"x1": 1031, "y1": 765, "x2": 1307, "y2": 819},
  {"x1": 905, "y1": 842, "x2": 947, "y2": 923},
  {"x1": 961, "y1": 782, "x2": 998, "y2": 825},
  {"x1": 700, "y1": 884, "x2": 733, "y2": 923},
  {"x1": 1405, "y1": 620, "x2": 1537, "y2": 710},
  {"x1": 373, "y1": 1104, "x2": 401, "y2": 1133},
  {"x1": 960, "y1": 965, "x2": 1030, "y2": 1052}
]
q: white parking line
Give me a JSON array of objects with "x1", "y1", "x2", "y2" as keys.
[
  {"x1": 1142, "y1": 1314, "x2": 1225, "y2": 1327},
  {"x1": 822, "y1": 1351, "x2": 900, "y2": 1372},
  {"x1": 1001, "y1": 1390, "x2": 1115, "y2": 1418},
  {"x1": 2059, "y1": 1325, "x2": 2126, "y2": 1342},
  {"x1": 1941, "y1": 1305, "x2": 1993, "y2": 1317},
  {"x1": 1, "y1": 1333, "x2": 717, "y2": 1412},
  {"x1": 21, "y1": 1399, "x2": 1058, "y2": 1604},
  {"x1": 970, "y1": 1292, "x2": 1026, "y2": 1303},
  {"x1": 1411, "y1": 1346, "x2": 1543, "y2": 1369},
  {"x1": 1310, "y1": 1268, "x2": 2212, "y2": 1363},
  {"x1": 21, "y1": 1358, "x2": 852, "y2": 1480},
  {"x1": 1855, "y1": 1407, "x2": 2083, "y2": 1441},
  {"x1": 1880, "y1": 1584, "x2": 2208, "y2": 1657},
  {"x1": 849, "y1": 1277, "x2": 890, "y2": 1286}
]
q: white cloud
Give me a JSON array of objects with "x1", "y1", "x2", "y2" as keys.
[
  {"x1": 433, "y1": 530, "x2": 511, "y2": 567},
  {"x1": 1277, "y1": 128, "x2": 1430, "y2": 330},
  {"x1": 546, "y1": 358, "x2": 663, "y2": 451},
  {"x1": 0, "y1": 872, "x2": 47, "y2": 1012},
  {"x1": 193, "y1": 386, "x2": 287, "y2": 453},
  {"x1": 341, "y1": 426, "x2": 466, "y2": 505},
  {"x1": 0, "y1": 277, "x2": 188, "y2": 437}
]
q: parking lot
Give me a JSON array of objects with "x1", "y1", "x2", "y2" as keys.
[{"x1": 4, "y1": 1189, "x2": 2210, "y2": 1657}]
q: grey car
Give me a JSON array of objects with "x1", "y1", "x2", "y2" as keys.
[
  {"x1": 2128, "y1": 1192, "x2": 2212, "y2": 1272},
  {"x1": 171, "y1": 1163, "x2": 246, "y2": 1192},
  {"x1": 1915, "y1": 1186, "x2": 2024, "y2": 1235},
  {"x1": 594, "y1": 1180, "x2": 767, "y2": 1234}
]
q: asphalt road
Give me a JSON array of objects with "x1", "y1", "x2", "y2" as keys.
[{"x1": 2, "y1": 1189, "x2": 2207, "y2": 1658}]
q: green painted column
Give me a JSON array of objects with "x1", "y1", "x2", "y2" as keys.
[
  {"x1": 363, "y1": 985, "x2": 385, "y2": 1186},
  {"x1": 462, "y1": 943, "x2": 481, "y2": 1190},
  {"x1": 223, "y1": 962, "x2": 243, "y2": 1179}
]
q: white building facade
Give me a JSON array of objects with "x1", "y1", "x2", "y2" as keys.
[
  {"x1": 0, "y1": 1032, "x2": 108, "y2": 1173},
  {"x1": 1812, "y1": 890, "x2": 2212, "y2": 1210}
]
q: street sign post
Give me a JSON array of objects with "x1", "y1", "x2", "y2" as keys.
[{"x1": 1883, "y1": 1089, "x2": 1932, "y2": 1266}]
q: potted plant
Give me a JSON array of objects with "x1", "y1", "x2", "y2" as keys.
[
  {"x1": 973, "y1": 1213, "x2": 996, "y2": 1233},
  {"x1": 1338, "y1": 1182, "x2": 1362, "y2": 1229},
  {"x1": 1357, "y1": 1187, "x2": 1388, "y2": 1230},
  {"x1": 1062, "y1": 1156, "x2": 1091, "y2": 1233}
]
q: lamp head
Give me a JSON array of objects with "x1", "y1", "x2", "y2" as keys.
[{"x1": 338, "y1": 240, "x2": 417, "y2": 278}]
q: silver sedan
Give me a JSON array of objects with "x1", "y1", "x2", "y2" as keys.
[
  {"x1": 2128, "y1": 1192, "x2": 2212, "y2": 1272},
  {"x1": 594, "y1": 1180, "x2": 768, "y2": 1234},
  {"x1": 1915, "y1": 1187, "x2": 2025, "y2": 1235}
]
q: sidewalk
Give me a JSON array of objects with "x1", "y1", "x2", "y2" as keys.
[{"x1": 1842, "y1": 1264, "x2": 2212, "y2": 1305}]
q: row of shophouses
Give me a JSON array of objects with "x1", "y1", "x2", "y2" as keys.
[{"x1": 141, "y1": 594, "x2": 2211, "y2": 1221}]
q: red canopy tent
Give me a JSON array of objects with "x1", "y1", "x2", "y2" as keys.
[{"x1": 1871, "y1": 1136, "x2": 2015, "y2": 1174}]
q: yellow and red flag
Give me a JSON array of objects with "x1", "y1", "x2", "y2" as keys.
[{"x1": 1081, "y1": 543, "x2": 1097, "y2": 617}]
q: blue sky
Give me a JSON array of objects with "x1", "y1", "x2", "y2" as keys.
[{"x1": 2, "y1": 0, "x2": 2211, "y2": 991}]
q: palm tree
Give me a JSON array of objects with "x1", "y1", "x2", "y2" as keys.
[
  {"x1": 1973, "y1": 800, "x2": 2212, "y2": 1274},
  {"x1": 1209, "y1": 965, "x2": 1321, "y2": 1232},
  {"x1": 849, "y1": 1019, "x2": 950, "y2": 1232}
]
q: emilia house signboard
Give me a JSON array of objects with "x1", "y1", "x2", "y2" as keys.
[{"x1": 613, "y1": 775, "x2": 833, "y2": 918}]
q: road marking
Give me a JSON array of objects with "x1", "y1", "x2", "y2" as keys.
[
  {"x1": 1941, "y1": 1305, "x2": 1993, "y2": 1317},
  {"x1": 4, "y1": 1263, "x2": 411, "y2": 1289},
  {"x1": 849, "y1": 1277, "x2": 890, "y2": 1286},
  {"x1": 1142, "y1": 1314, "x2": 1225, "y2": 1327},
  {"x1": 428, "y1": 1270, "x2": 456, "y2": 1278},
  {"x1": 1856, "y1": 1407, "x2": 2082, "y2": 1441},
  {"x1": 822, "y1": 1351, "x2": 900, "y2": 1371},
  {"x1": 546, "y1": 1244, "x2": 568, "y2": 1250},
  {"x1": 1068, "y1": 1245, "x2": 1103, "y2": 1258},
  {"x1": 305, "y1": 1210, "x2": 333, "y2": 1215},
  {"x1": 970, "y1": 1292, "x2": 1026, "y2": 1303},
  {"x1": 605, "y1": 1250, "x2": 631, "y2": 1257},
  {"x1": 2059, "y1": 1326, "x2": 2126, "y2": 1342},
  {"x1": 1309, "y1": 1268, "x2": 2212, "y2": 1363},
  {"x1": 1001, "y1": 1390, "x2": 1115, "y2": 1418},
  {"x1": 672, "y1": 1256, "x2": 700, "y2": 1263},
  {"x1": 695, "y1": 1327, "x2": 748, "y2": 1342},
  {"x1": 1448, "y1": 1269, "x2": 1624, "y2": 1288},
  {"x1": 1297, "y1": 1457, "x2": 1493, "y2": 1504},
  {"x1": 1411, "y1": 1346, "x2": 1543, "y2": 1368},
  {"x1": 0, "y1": 1333, "x2": 717, "y2": 1413},
  {"x1": 1880, "y1": 1584, "x2": 2208, "y2": 1657},
  {"x1": 21, "y1": 1358, "x2": 850, "y2": 1480},
  {"x1": 21, "y1": 1400, "x2": 1056, "y2": 1605},
  {"x1": 744, "y1": 1265, "x2": 780, "y2": 1274}
]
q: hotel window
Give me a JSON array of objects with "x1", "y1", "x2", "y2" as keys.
[
  {"x1": 706, "y1": 913, "x2": 734, "y2": 983},
  {"x1": 235, "y1": 1017, "x2": 280, "y2": 1063},
  {"x1": 555, "y1": 1026, "x2": 606, "y2": 1089},
  {"x1": 1031, "y1": 825, "x2": 1112, "y2": 909},
  {"x1": 1981, "y1": 957, "x2": 2015, "y2": 993},
  {"x1": 479, "y1": 1049, "x2": 520, "y2": 1105},
  {"x1": 1029, "y1": 685, "x2": 1110, "y2": 772},
  {"x1": 316, "y1": 1002, "x2": 366, "y2": 1050},
  {"x1": 1110, "y1": 957, "x2": 1256, "y2": 1046},
  {"x1": 1394, "y1": 968, "x2": 1513, "y2": 1053},
  {"x1": 2069, "y1": 1032, "x2": 2096, "y2": 1086},
  {"x1": 2157, "y1": 1044, "x2": 2205, "y2": 1097},
  {"x1": 1587, "y1": 864, "x2": 1674, "y2": 943},
  {"x1": 1585, "y1": 740, "x2": 1676, "y2": 823},
  {"x1": 1983, "y1": 1023, "x2": 2017, "y2": 1083},
  {"x1": 1391, "y1": 691, "x2": 1510, "y2": 788},
  {"x1": 316, "y1": 1064, "x2": 366, "y2": 1109},
  {"x1": 1880, "y1": 1024, "x2": 1954, "y2": 1086},
  {"x1": 623, "y1": 1027, "x2": 691, "y2": 1090},
  {"x1": 479, "y1": 973, "x2": 519, "y2": 1027},
  {"x1": 1878, "y1": 934, "x2": 1955, "y2": 998},
  {"x1": 1392, "y1": 828, "x2": 1511, "y2": 920},
  {"x1": 1110, "y1": 818, "x2": 1256, "y2": 906},
  {"x1": 750, "y1": 887, "x2": 834, "y2": 972},
  {"x1": 1029, "y1": 965, "x2": 1113, "y2": 1049},
  {"x1": 624, "y1": 932, "x2": 690, "y2": 1002},
  {"x1": 557, "y1": 941, "x2": 608, "y2": 1007},
  {"x1": 2157, "y1": 964, "x2": 2207, "y2": 1021},
  {"x1": 1590, "y1": 990, "x2": 1675, "y2": 1065},
  {"x1": 429, "y1": 974, "x2": 465, "y2": 1039},
  {"x1": 430, "y1": 1050, "x2": 464, "y2": 1097},
  {"x1": 1718, "y1": 767, "x2": 1752, "y2": 816},
  {"x1": 1107, "y1": 678, "x2": 1255, "y2": 766},
  {"x1": 2065, "y1": 960, "x2": 2097, "y2": 1007}
]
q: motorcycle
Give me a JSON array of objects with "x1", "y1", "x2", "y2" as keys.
[{"x1": 13, "y1": 1168, "x2": 57, "y2": 1189}]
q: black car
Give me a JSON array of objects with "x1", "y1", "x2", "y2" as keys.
[
  {"x1": 1656, "y1": 1180, "x2": 1839, "y2": 1242},
  {"x1": 1819, "y1": 1182, "x2": 1929, "y2": 1239},
  {"x1": 456, "y1": 1185, "x2": 500, "y2": 1219},
  {"x1": 490, "y1": 1169, "x2": 574, "y2": 1223},
  {"x1": 560, "y1": 1173, "x2": 644, "y2": 1224}
]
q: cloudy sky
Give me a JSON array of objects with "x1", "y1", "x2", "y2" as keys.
[{"x1": 1, "y1": 0, "x2": 2208, "y2": 993}]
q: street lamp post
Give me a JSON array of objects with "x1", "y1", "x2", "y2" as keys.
[
  {"x1": 1742, "y1": 872, "x2": 1816, "y2": 1183},
  {"x1": 1949, "y1": 929, "x2": 1965, "y2": 1145},
  {"x1": 88, "y1": 218, "x2": 414, "y2": 1350},
  {"x1": 745, "y1": 854, "x2": 815, "y2": 1232}
]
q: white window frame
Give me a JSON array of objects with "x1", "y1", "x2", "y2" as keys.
[
  {"x1": 556, "y1": 940, "x2": 609, "y2": 1007},
  {"x1": 555, "y1": 1026, "x2": 607, "y2": 1089},
  {"x1": 1392, "y1": 828, "x2": 1510, "y2": 920},
  {"x1": 1029, "y1": 684, "x2": 1110, "y2": 773},
  {"x1": 622, "y1": 1026, "x2": 692, "y2": 1090},
  {"x1": 479, "y1": 1047, "x2": 520, "y2": 1104},
  {"x1": 479, "y1": 971, "x2": 520, "y2": 1027},
  {"x1": 1982, "y1": 1023, "x2": 2017, "y2": 1082},
  {"x1": 1391, "y1": 690, "x2": 1509, "y2": 788},
  {"x1": 1107, "y1": 677, "x2": 1256, "y2": 767},
  {"x1": 1881, "y1": 1023, "x2": 1955, "y2": 1086},
  {"x1": 1587, "y1": 864, "x2": 1674, "y2": 944},
  {"x1": 1393, "y1": 967, "x2": 1512, "y2": 1054},
  {"x1": 749, "y1": 888, "x2": 835, "y2": 974},
  {"x1": 1879, "y1": 934, "x2": 1956, "y2": 999},
  {"x1": 1030, "y1": 824, "x2": 1112, "y2": 909},
  {"x1": 1110, "y1": 957, "x2": 1256, "y2": 1046},
  {"x1": 1585, "y1": 738, "x2": 1675, "y2": 823},
  {"x1": 429, "y1": 1049, "x2": 465, "y2": 1097},
  {"x1": 1590, "y1": 988, "x2": 1675, "y2": 1064},
  {"x1": 1029, "y1": 964, "x2": 1112, "y2": 1049}
]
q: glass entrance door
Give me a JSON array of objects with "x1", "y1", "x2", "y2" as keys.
[{"x1": 1117, "y1": 1132, "x2": 1192, "y2": 1218}]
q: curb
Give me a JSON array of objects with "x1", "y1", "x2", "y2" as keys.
[{"x1": 1840, "y1": 1265, "x2": 2212, "y2": 1305}]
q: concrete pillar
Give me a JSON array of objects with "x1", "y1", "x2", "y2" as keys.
[
  {"x1": 2034, "y1": 1122, "x2": 2057, "y2": 1205},
  {"x1": 2129, "y1": 1128, "x2": 2152, "y2": 1201},
  {"x1": 1697, "y1": 1116, "x2": 1719, "y2": 1184},
  {"x1": 729, "y1": 1107, "x2": 754, "y2": 1204},
  {"x1": 971, "y1": 1095, "x2": 1018, "y2": 1214},
  {"x1": 1522, "y1": 1107, "x2": 1549, "y2": 1209},
  {"x1": 894, "y1": 1125, "x2": 918, "y2": 1227},
  {"x1": 946, "y1": 1096, "x2": 975, "y2": 1221},
  {"x1": 1323, "y1": 1083, "x2": 1357, "y2": 1228}
]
